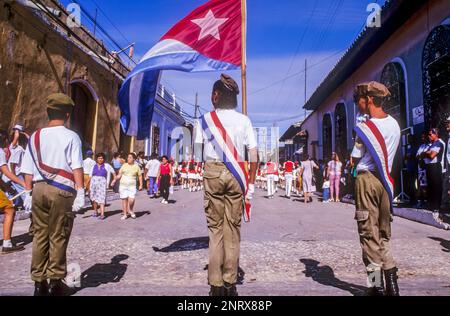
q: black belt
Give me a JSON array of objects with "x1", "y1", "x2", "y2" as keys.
[{"x1": 33, "y1": 180, "x2": 47, "y2": 185}]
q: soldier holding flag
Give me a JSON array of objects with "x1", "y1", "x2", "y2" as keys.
[{"x1": 195, "y1": 74, "x2": 258, "y2": 297}]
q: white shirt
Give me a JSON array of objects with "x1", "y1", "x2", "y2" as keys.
[
  {"x1": 351, "y1": 116, "x2": 401, "y2": 173},
  {"x1": 447, "y1": 136, "x2": 450, "y2": 171},
  {"x1": 8, "y1": 144, "x2": 25, "y2": 175},
  {"x1": 416, "y1": 143, "x2": 429, "y2": 171},
  {"x1": 0, "y1": 148, "x2": 7, "y2": 170},
  {"x1": 83, "y1": 157, "x2": 96, "y2": 175},
  {"x1": 194, "y1": 109, "x2": 257, "y2": 161},
  {"x1": 22, "y1": 126, "x2": 83, "y2": 182},
  {"x1": 327, "y1": 161, "x2": 343, "y2": 176},
  {"x1": 145, "y1": 159, "x2": 161, "y2": 178}
]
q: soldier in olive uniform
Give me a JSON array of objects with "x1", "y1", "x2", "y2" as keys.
[
  {"x1": 194, "y1": 75, "x2": 258, "y2": 296},
  {"x1": 351, "y1": 82, "x2": 401, "y2": 296},
  {"x1": 22, "y1": 94, "x2": 86, "y2": 296}
]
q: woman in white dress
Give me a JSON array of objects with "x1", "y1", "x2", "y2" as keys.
[{"x1": 300, "y1": 155, "x2": 319, "y2": 204}]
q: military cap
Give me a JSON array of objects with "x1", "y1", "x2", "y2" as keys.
[
  {"x1": 46, "y1": 93, "x2": 75, "y2": 112},
  {"x1": 354, "y1": 81, "x2": 391, "y2": 99},
  {"x1": 220, "y1": 74, "x2": 240, "y2": 95}
]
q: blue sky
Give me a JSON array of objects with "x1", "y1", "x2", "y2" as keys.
[{"x1": 61, "y1": 0, "x2": 385, "y2": 133}]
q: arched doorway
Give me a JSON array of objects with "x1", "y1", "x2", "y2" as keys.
[
  {"x1": 70, "y1": 80, "x2": 98, "y2": 152},
  {"x1": 381, "y1": 62, "x2": 407, "y2": 129},
  {"x1": 334, "y1": 103, "x2": 348, "y2": 160},
  {"x1": 381, "y1": 62, "x2": 408, "y2": 196},
  {"x1": 322, "y1": 114, "x2": 332, "y2": 161},
  {"x1": 423, "y1": 25, "x2": 450, "y2": 137}
]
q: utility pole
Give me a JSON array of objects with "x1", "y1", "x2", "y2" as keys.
[
  {"x1": 304, "y1": 59, "x2": 307, "y2": 120},
  {"x1": 194, "y1": 92, "x2": 199, "y2": 119},
  {"x1": 93, "y1": 8, "x2": 98, "y2": 36}
]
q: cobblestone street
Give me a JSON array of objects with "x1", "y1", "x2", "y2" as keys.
[{"x1": 1, "y1": 187, "x2": 449, "y2": 296}]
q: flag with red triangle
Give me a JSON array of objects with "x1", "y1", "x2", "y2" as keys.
[{"x1": 118, "y1": 0, "x2": 243, "y2": 140}]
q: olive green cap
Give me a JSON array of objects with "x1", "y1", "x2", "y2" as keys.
[
  {"x1": 46, "y1": 93, "x2": 75, "y2": 112},
  {"x1": 354, "y1": 81, "x2": 391, "y2": 98}
]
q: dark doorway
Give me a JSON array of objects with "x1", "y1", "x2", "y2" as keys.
[
  {"x1": 70, "y1": 83, "x2": 96, "y2": 150},
  {"x1": 322, "y1": 114, "x2": 333, "y2": 161},
  {"x1": 334, "y1": 103, "x2": 348, "y2": 160}
]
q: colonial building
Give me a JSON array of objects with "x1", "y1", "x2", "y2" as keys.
[
  {"x1": 279, "y1": 122, "x2": 308, "y2": 161},
  {"x1": 299, "y1": 0, "x2": 450, "y2": 198},
  {"x1": 145, "y1": 85, "x2": 193, "y2": 161},
  {"x1": 1, "y1": 0, "x2": 189, "y2": 157}
]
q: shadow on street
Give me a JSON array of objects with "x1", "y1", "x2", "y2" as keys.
[
  {"x1": 153, "y1": 237, "x2": 209, "y2": 252},
  {"x1": 1, "y1": 232, "x2": 34, "y2": 248},
  {"x1": 82, "y1": 210, "x2": 151, "y2": 219},
  {"x1": 428, "y1": 237, "x2": 450, "y2": 253},
  {"x1": 300, "y1": 258, "x2": 367, "y2": 296},
  {"x1": 69, "y1": 254, "x2": 129, "y2": 295}
]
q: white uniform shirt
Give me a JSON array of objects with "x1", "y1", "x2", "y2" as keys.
[
  {"x1": 145, "y1": 159, "x2": 161, "y2": 178},
  {"x1": 0, "y1": 149, "x2": 7, "y2": 173},
  {"x1": 0, "y1": 149, "x2": 8, "y2": 181},
  {"x1": 83, "y1": 157, "x2": 96, "y2": 175},
  {"x1": 21, "y1": 126, "x2": 83, "y2": 181},
  {"x1": 351, "y1": 116, "x2": 401, "y2": 173},
  {"x1": 8, "y1": 144, "x2": 25, "y2": 175},
  {"x1": 194, "y1": 109, "x2": 257, "y2": 161},
  {"x1": 446, "y1": 136, "x2": 450, "y2": 171}
]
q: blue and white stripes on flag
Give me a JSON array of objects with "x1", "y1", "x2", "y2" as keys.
[{"x1": 118, "y1": 40, "x2": 239, "y2": 140}]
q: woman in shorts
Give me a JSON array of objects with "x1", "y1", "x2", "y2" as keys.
[{"x1": 112, "y1": 153, "x2": 143, "y2": 220}]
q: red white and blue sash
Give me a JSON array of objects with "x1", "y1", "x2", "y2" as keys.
[
  {"x1": 354, "y1": 120, "x2": 395, "y2": 211},
  {"x1": 201, "y1": 111, "x2": 252, "y2": 222},
  {"x1": 28, "y1": 130, "x2": 77, "y2": 194}
]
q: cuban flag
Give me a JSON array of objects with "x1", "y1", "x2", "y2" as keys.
[{"x1": 118, "y1": 0, "x2": 243, "y2": 140}]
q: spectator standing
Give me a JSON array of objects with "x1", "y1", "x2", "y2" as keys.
[
  {"x1": 112, "y1": 153, "x2": 143, "y2": 220},
  {"x1": 156, "y1": 156, "x2": 173, "y2": 205},
  {"x1": 0, "y1": 130, "x2": 26, "y2": 254},
  {"x1": 88, "y1": 153, "x2": 116, "y2": 220},
  {"x1": 145, "y1": 154, "x2": 161, "y2": 198},
  {"x1": 83, "y1": 150, "x2": 96, "y2": 193},
  {"x1": 421, "y1": 128, "x2": 445, "y2": 211},
  {"x1": 327, "y1": 152, "x2": 343, "y2": 202}
]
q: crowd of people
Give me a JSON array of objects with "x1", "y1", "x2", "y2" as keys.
[
  {"x1": 414, "y1": 122, "x2": 450, "y2": 221},
  {"x1": 0, "y1": 77, "x2": 448, "y2": 298},
  {"x1": 255, "y1": 152, "x2": 352, "y2": 204}
]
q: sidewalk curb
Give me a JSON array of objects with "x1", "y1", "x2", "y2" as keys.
[{"x1": 341, "y1": 197, "x2": 450, "y2": 231}]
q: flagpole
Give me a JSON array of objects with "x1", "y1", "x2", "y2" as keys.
[{"x1": 241, "y1": 0, "x2": 248, "y2": 116}]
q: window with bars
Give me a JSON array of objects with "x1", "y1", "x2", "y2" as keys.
[
  {"x1": 381, "y1": 62, "x2": 407, "y2": 129},
  {"x1": 423, "y1": 25, "x2": 450, "y2": 136}
]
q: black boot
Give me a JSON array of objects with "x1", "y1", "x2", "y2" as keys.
[
  {"x1": 384, "y1": 268, "x2": 400, "y2": 296},
  {"x1": 365, "y1": 270, "x2": 385, "y2": 296},
  {"x1": 224, "y1": 283, "x2": 238, "y2": 297},
  {"x1": 48, "y1": 279, "x2": 67, "y2": 297},
  {"x1": 34, "y1": 281, "x2": 49, "y2": 296},
  {"x1": 209, "y1": 286, "x2": 224, "y2": 297}
]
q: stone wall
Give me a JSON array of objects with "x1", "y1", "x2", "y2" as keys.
[{"x1": 0, "y1": 1, "x2": 132, "y2": 155}]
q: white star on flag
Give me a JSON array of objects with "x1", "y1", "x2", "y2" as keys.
[{"x1": 191, "y1": 10, "x2": 229, "y2": 41}]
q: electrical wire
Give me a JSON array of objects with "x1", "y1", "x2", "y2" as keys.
[{"x1": 71, "y1": 0, "x2": 137, "y2": 65}]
